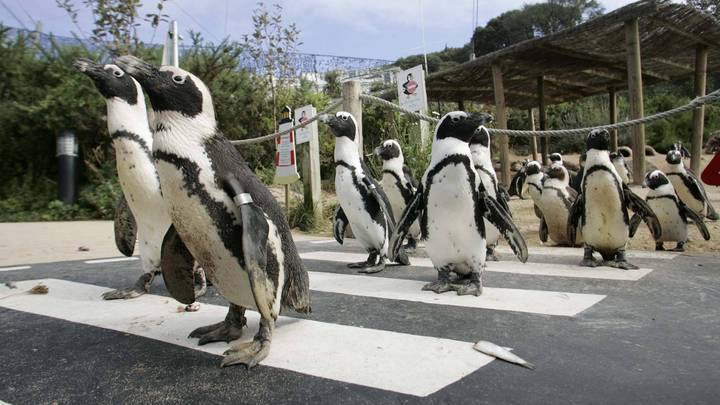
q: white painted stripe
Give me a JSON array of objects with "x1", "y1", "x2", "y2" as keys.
[
  {"x1": 307, "y1": 271, "x2": 604, "y2": 317},
  {"x1": 0, "y1": 279, "x2": 493, "y2": 397},
  {"x1": 0, "y1": 265, "x2": 31, "y2": 272},
  {"x1": 0, "y1": 400, "x2": 12, "y2": 405},
  {"x1": 308, "y1": 239, "x2": 335, "y2": 244},
  {"x1": 84, "y1": 257, "x2": 139, "y2": 264},
  {"x1": 301, "y1": 251, "x2": 653, "y2": 281},
  {"x1": 495, "y1": 245, "x2": 677, "y2": 259}
]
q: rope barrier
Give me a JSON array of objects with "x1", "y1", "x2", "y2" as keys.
[
  {"x1": 360, "y1": 89, "x2": 720, "y2": 138},
  {"x1": 230, "y1": 99, "x2": 343, "y2": 145},
  {"x1": 230, "y1": 86, "x2": 720, "y2": 144}
]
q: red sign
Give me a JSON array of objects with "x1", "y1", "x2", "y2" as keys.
[{"x1": 701, "y1": 152, "x2": 720, "y2": 186}]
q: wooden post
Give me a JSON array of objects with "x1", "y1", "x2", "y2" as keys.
[
  {"x1": 342, "y1": 81, "x2": 363, "y2": 156},
  {"x1": 691, "y1": 44, "x2": 708, "y2": 174},
  {"x1": 458, "y1": 100, "x2": 466, "y2": 110},
  {"x1": 528, "y1": 108, "x2": 538, "y2": 162},
  {"x1": 298, "y1": 111, "x2": 322, "y2": 223},
  {"x1": 537, "y1": 76, "x2": 549, "y2": 166},
  {"x1": 625, "y1": 18, "x2": 645, "y2": 184},
  {"x1": 609, "y1": 87, "x2": 618, "y2": 151},
  {"x1": 492, "y1": 64, "x2": 511, "y2": 186}
]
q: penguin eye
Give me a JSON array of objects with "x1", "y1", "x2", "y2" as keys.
[
  {"x1": 451, "y1": 117, "x2": 460, "y2": 122},
  {"x1": 113, "y1": 70, "x2": 124, "y2": 78},
  {"x1": 341, "y1": 115, "x2": 348, "y2": 121},
  {"x1": 172, "y1": 75, "x2": 185, "y2": 84}
]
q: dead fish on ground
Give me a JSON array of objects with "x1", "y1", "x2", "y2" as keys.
[{"x1": 473, "y1": 340, "x2": 535, "y2": 370}]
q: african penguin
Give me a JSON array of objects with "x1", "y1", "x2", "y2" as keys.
[
  {"x1": 74, "y1": 58, "x2": 207, "y2": 301},
  {"x1": 610, "y1": 152, "x2": 632, "y2": 185},
  {"x1": 665, "y1": 148, "x2": 719, "y2": 220},
  {"x1": 570, "y1": 153, "x2": 586, "y2": 193},
  {"x1": 538, "y1": 165, "x2": 582, "y2": 246},
  {"x1": 374, "y1": 139, "x2": 421, "y2": 252},
  {"x1": 469, "y1": 125, "x2": 513, "y2": 261},
  {"x1": 115, "y1": 55, "x2": 310, "y2": 369},
  {"x1": 548, "y1": 152, "x2": 570, "y2": 187},
  {"x1": 322, "y1": 111, "x2": 408, "y2": 273},
  {"x1": 568, "y1": 129, "x2": 660, "y2": 269},
  {"x1": 389, "y1": 111, "x2": 527, "y2": 296},
  {"x1": 629, "y1": 170, "x2": 710, "y2": 251},
  {"x1": 520, "y1": 161, "x2": 549, "y2": 241}
]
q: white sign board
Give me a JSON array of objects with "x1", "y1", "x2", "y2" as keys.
[
  {"x1": 274, "y1": 122, "x2": 300, "y2": 184},
  {"x1": 396, "y1": 65, "x2": 428, "y2": 113},
  {"x1": 294, "y1": 105, "x2": 317, "y2": 145}
]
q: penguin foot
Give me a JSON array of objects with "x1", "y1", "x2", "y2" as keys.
[
  {"x1": 190, "y1": 305, "x2": 246, "y2": 345},
  {"x1": 394, "y1": 248, "x2": 411, "y2": 266},
  {"x1": 221, "y1": 339, "x2": 271, "y2": 369},
  {"x1": 605, "y1": 260, "x2": 639, "y2": 270},
  {"x1": 655, "y1": 242, "x2": 665, "y2": 251},
  {"x1": 422, "y1": 280, "x2": 454, "y2": 294},
  {"x1": 579, "y1": 258, "x2": 600, "y2": 268},
  {"x1": 357, "y1": 262, "x2": 386, "y2": 274},
  {"x1": 672, "y1": 242, "x2": 685, "y2": 252},
  {"x1": 101, "y1": 272, "x2": 153, "y2": 300},
  {"x1": 486, "y1": 248, "x2": 499, "y2": 262}
]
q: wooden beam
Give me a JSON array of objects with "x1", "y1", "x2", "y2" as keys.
[
  {"x1": 609, "y1": 87, "x2": 618, "y2": 152},
  {"x1": 529, "y1": 108, "x2": 538, "y2": 162},
  {"x1": 691, "y1": 44, "x2": 708, "y2": 174},
  {"x1": 625, "y1": 18, "x2": 645, "y2": 184},
  {"x1": 492, "y1": 64, "x2": 511, "y2": 186},
  {"x1": 342, "y1": 81, "x2": 363, "y2": 155},
  {"x1": 581, "y1": 69, "x2": 625, "y2": 82},
  {"x1": 537, "y1": 76, "x2": 549, "y2": 167},
  {"x1": 650, "y1": 17, "x2": 720, "y2": 50},
  {"x1": 648, "y1": 57, "x2": 693, "y2": 72}
]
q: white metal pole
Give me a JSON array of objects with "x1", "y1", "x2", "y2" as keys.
[
  {"x1": 419, "y1": 0, "x2": 429, "y2": 76},
  {"x1": 171, "y1": 20, "x2": 179, "y2": 67}
]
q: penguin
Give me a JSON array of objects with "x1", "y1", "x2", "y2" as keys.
[
  {"x1": 322, "y1": 112, "x2": 409, "y2": 273},
  {"x1": 469, "y1": 125, "x2": 512, "y2": 261},
  {"x1": 548, "y1": 152, "x2": 563, "y2": 167},
  {"x1": 548, "y1": 152, "x2": 570, "y2": 187},
  {"x1": 538, "y1": 165, "x2": 582, "y2": 246},
  {"x1": 374, "y1": 139, "x2": 421, "y2": 252},
  {"x1": 629, "y1": 170, "x2": 710, "y2": 251},
  {"x1": 523, "y1": 161, "x2": 549, "y2": 242},
  {"x1": 115, "y1": 55, "x2": 310, "y2": 369},
  {"x1": 389, "y1": 111, "x2": 528, "y2": 296},
  {"x1": 610, "y1": 151, "x2": 632, "y2": 185},
  {"x1": 568, "y1": 129, "x2": 661, "y2": 269},
  {"x1": 508, "y1": 159, "x2": 529, "y2": 199},
  {"x1": 570, "y1": 153, "x2": 586, "y2": 193},
  {"x1": 74, "y1": 58, "x2": 206, "y2": 301},
  {"x1": 665, "y1": 147, "x2": 719, "y2": 220}
]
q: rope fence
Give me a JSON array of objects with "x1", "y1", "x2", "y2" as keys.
[{"x1": 230, "y1": 86, "x2": 720, "y2": 145}]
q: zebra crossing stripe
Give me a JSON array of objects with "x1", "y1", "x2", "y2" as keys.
[
  {"x1": 493, "y1": 246, "x2": 678, "y2": 259},
  {"x1": 308, "y1": 271, "x2": 604, "y2": 316},
  {"x1": 0, "y1": 279, "x2": 493, "y2": 397},
  {"x1": 85, "y1": 257, "x2": 139, "y2": 264},
  {"x1": 0, "y1": 265, "x2": 31, "y2": 272},
  {"x1": 301, "y1": 251, "x2": 653, "y2": 281}
]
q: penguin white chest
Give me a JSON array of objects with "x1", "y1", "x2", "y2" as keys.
[
  {"x1": 583, "y1": 170, "x2": 627, "y2": 252},
  {"x1": 649, "y1": 198, "x2": 686, "y2": 242},
  {"x1": 381, "y1": 172, "x2": 406, "y2": 219},
  {"x1": 539, "y1": 188, "x2": 573, "y2": 244},
  {"x1": 155, "y1": 158, "x2": 257, "y2": 310},
  {"x1": 424, "y1": 164, "x2": 485, "y2": 272},
  {"x1": 335, "y1": 166, "x2": 386, "y2": 252}
]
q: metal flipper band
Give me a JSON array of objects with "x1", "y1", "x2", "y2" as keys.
[{"x1": 234, "y1": 193, "x2": 254, "y2": 205}]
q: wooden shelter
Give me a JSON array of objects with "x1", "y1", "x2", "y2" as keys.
[{"x1": 426, "y1": 0, "x2": 720, "y2": 185}]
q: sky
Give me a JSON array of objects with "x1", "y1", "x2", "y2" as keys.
[{"x1": 0, "y1": 0, "x2": 641, "y2": 61}]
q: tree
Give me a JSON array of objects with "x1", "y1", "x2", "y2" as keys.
[
  {"x1": 242, "y1": 2, "x2": 302, "y2": 128},
  {"x1": 323, "y1": 70, "x2": 341, "y2": 98},
  {"x1": 687, "y1": 0, "x2": 720, "y2": 19}
]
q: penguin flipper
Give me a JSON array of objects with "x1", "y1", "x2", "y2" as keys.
[
  {"x1": 567, "y1": 193, "x2": 584, "y2": 245},
  {"x1": 623, "y1": 185, "x2": 662, "y2": 240},
  {"x1": 509, "y1": 168, "x2": 525, "y2": 198},
  {"x1": 539, "y1": 217, "x2": 548, "y2": 243},
  {"x1": 361, "y1": 160, "x2": 396, "y2": 225},
  {"x1": 533, "y1": 204, "x2": 543, "y2": 219},
  {"x1": 389, "y1": 185, "x2": 424, "y2": 262},
  {"x1": 114, "y1": 194, "x2": 137, "y2": 257},
  {"x1": 497, "y1": 183, "x2": 511, "y2": 203},
  {"x1": 628, "y1": 213, "x2": 642, "y2": 238},
  {"x1": 497, "y1": 186, "x2": 512, "y2": 218},
  {"x1": 333, "y1": 206, "x2": 349, "y2": 245},
  {"x1": 681, "y1": 202, "x2": 711, "y2": 240},
  {"x1": 403, "y1": 164, "x2": 419, "y2": 189},
  {"x1": 480, "y1": 192, "x2": 528, "y2": 263},
  {"x1": 160, "y1": 225, "x2": 196, "y2": 305}
]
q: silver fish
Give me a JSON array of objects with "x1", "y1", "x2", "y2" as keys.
[{"x1": 473, "y1": 340, "x2": 535, "y2": 370}]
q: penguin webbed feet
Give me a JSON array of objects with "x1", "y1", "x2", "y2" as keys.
[
  {"x1": 672, "y1": 241, "x2": 685, "y2": 252},
  {"x1": 603, "y1": 249, "x2": 639, "y2": 270},
  {"x1": 455, "y1": 271, "x2": 483, "y2": 296},
  {"x1": 422, "y1": 267, "x2": 454, "y2": 294},
  {"x1": 348, "y1": 250, "x2": 387, "y2": 273},
  {"x1": 190, "y1": 304, "x2": 246, "y2": 345},
  {"x1": 655, "y1": 241, "x2": 665, "y2": 251},
  {"x1": 579, "y1": 246, "x2": 600, "y2": 268},
  {"x1": 221, "y1": 318, "x2": 273, "y2": 369},
  {"x1": 101, "y1": 272, "x2": 154, "y2": 300}
]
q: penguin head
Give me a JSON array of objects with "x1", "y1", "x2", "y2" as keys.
[
  {"x1": 374, "y1": 139, "x2": 402, "y2": 161},
  {"x1": 115, "y1": 55, "x2": 214, "y2": 121},
  {"x1": 586, "y1": 129, "x2": 610, "y2": 151},
  {"x1": 323, "y1": 111, "x2": 357, "y2": 141},
  {"x1": 643, "y1": 170, "x2": 670, "y2": 190},
  {"x1": 525, "y1": 161, "x2": 542, "y2": 176},
  {"x1": 548, "y1": 153, "x2": 563, "y2": 165},
  {"x1": 547, "y1": 165, "x2": 566, "y2": 181},
  {"x1": 666, "y1": 149, "x2": 683, "y2": 165},
  {"x1": 469, "y1": 126, "x2": 490, "y2": 148},
  {"x1": 74, "y1": 58, "x2": 139, "y2": 105},
  {"x1": 435, "y1": 111, "x2": 493, "y2": 143}
]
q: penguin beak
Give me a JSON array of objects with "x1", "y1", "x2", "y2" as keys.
[
  {"x1": 115, "y1": 55, "x2": 162, "y2": 89},
  {"x1": 373, "y1": 146, "x2": 382, "y2": 156},
  {"x1": 73, "y1": 58, "x2": 107, "y2": 80}
]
